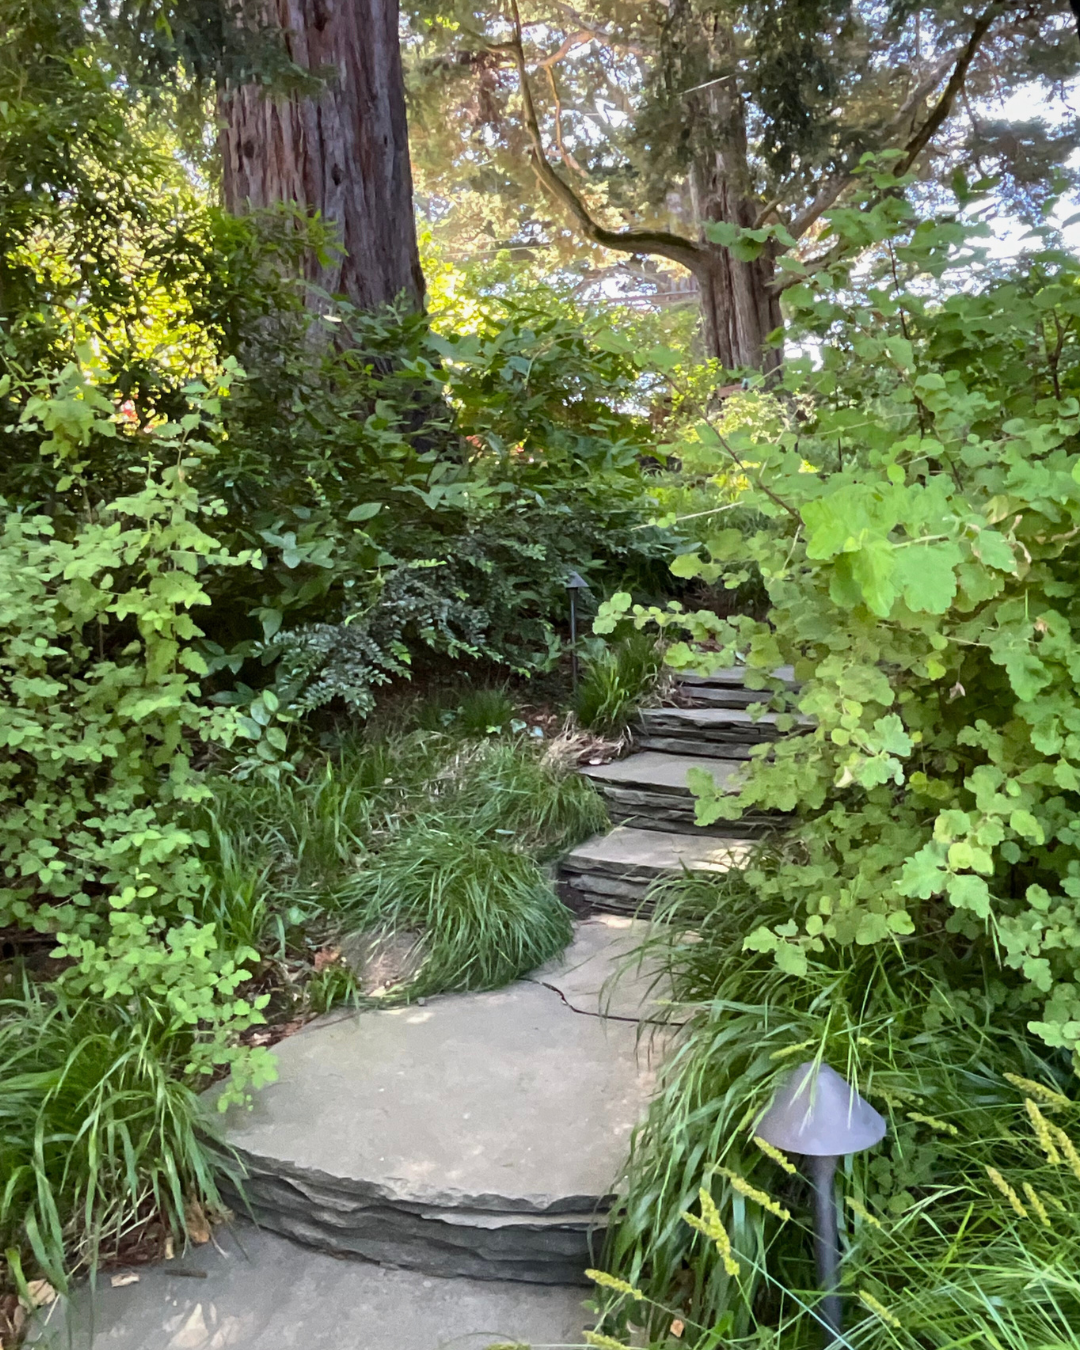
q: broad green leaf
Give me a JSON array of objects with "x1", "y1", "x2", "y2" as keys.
[
  {"x1": 946, "y1": 874, "x2": 991, "y2": 917},
  {"x1": 892, "y1": 541, "x2": 960, "y2": 614}
]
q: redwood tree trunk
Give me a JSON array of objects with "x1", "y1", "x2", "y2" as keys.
[
  {"x1": 219, "y1": 0, "x2": 425, "y2": 312},
  {"x1": 694, "y1": 228, "x2": 783, "y2": 374},
  {"x1": 682, "y1": 6, "x2": 783, "y2": 373}
]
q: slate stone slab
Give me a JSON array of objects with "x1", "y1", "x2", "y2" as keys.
[
  {"x1": 210, "y1": 920, "x2": 659, "y2": 1282},
  {"x1": 676, "y1": 664, "x2": 797, "y2": 687},
  {"x1": 580, "y1": 752, "x2": 747, "y2": 793},
  {"x1": 559, "y1": 828, "x2": 752, "y2": 914},
  {"x1": 29, "y1": 1224, "x2": 591, "y2": 1350},
  {"x1": 565, "y1": 827, "x2": 752, "y2": 879},
  {"x1": 579, "y1": 753, "x2": 783, "y2": 836},
  {"x1": 673, "y1": 683, "x2": 786, "y2": 709},
  {"x1": 634, "y1": 707, "x2": 812, "y2": 759}
]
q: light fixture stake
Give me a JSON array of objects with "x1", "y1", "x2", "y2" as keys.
[
  {"x1": 564, "y1": 571, "x2": 589, "y2": 691},
  {"x1": 755, "y1": 1061, "x2": 886, "y2": 1342}
]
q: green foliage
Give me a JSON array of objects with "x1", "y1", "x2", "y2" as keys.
[
  {"x1": 0, "y1": 976, "x2": 234, "y2": 1294},
  {"x1": 0, "y1": 371, "x2": 275, "y2": 1101},
  {"x1": 337, "y1": 825, "x2": 573, "y2": 996},
  {"x1": 436, "y1": 736, "x2": 609, "y2": 861},
  {"x1": 600, "y1": 863, "x2": 1080, "y2": 1347},
  {"x1": 217, "y1": 300, "x2": 671, "y2": 713},
  {"x1": 574, "y1": 630, "x2": 664, "y2": 736},
  {"x1": 197, "y1": 726, "x2": 605, "y2": 997},
  {"x1": 452, "y1": 686, "x2": 518, "y2": 737},
  {"x1": 601, "y1": 207, "x2": 1080, "y2": 1068}
]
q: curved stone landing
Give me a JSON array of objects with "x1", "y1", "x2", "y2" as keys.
[
  {"x1": 30, "y1": 1225, "x2": 591, "y2": 1350},
  {"x1": 216, "y1": 918, "x2": 659, "y2": 1284}
]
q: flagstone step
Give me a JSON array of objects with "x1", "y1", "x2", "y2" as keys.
[
  {"x1": 634, "y1": 706, "x2": 811, "y2": 758},
  {"x1": 560, "y1": 826, "x2": 752, "y2": 915},
  {"x1": 671, "y1": 664, "x2": 798, "y2": 709},
  {"x1": 31, "y1": 1224, "x2": 592, "y2": 1350},
  {"x1": 673, "y1": 682, "x2": 784, "y2": 709},
  {"x1": 211, "y1": 919, "x2": 659, "y2": 1285},
  {"x1": 677, "y1": 664, "x2": 797, "y2": 688},
  {"x1": 579, "y1": 751, "x2": 786, "y2": 836}
]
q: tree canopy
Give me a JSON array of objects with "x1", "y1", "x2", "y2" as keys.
[{"x1": 406, "y1": 0, "x2": 1080, "y2": 366}]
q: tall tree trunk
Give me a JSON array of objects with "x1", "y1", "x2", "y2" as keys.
[
  {"x1": 219, "y1": 0, "x2": 425, "y2": 313},
  {"x1": 690, "y1": 182, "x2": 783, "y2": 375},
  {"x1": 685, "y1": 12, "x2": 782, "y2": 373}
]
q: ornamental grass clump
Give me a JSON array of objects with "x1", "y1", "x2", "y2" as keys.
[
  {"x1": 591, "y1": 864, "x2": 1080, "y2": 1349},
  {"x1": 0, "y1": 978, "x2": 235, "y2": 1294},
  {"x1": 574, "y1": 630, "x2": 664, "y2": 736},
  {"x1": 337, "y1": 824, "x2": 573, "y2": 995}
]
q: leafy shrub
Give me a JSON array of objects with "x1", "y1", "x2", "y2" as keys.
[
  {"x1": 337, "y1": 825, "x2": 573, "y2": 996},
  {"x1": 0, "y1": 374, "x2": 274, "y2": 1095},
  {"x1": 599, "y1": 215, "x2": 1080, "y2": 1067},
  {"x1": 574, "y1": 630, "x2": 664, "y2": 735}
]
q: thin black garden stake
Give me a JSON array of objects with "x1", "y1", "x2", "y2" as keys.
[{"x1": 565, "y1": 570, "x2": 589, "y2": 691}]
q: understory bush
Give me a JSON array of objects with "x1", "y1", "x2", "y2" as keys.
[
  {"x1": 0, "y1": 378, "x2": 277, "y2": 1291},
  {"x1": 590, "y1": 202, "x2": 1080, "y2": 1345},
  {"x1": 602, "y1": 210, "x2": 1080, "y2": 1066}
]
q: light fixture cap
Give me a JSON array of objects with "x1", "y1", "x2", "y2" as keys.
[
  {"x1": 565, "y1": 570, "x2": 590, "y2": 590},
  {"x1": 755, "y1": 1061, "x2": 886, "y2": 1158}
]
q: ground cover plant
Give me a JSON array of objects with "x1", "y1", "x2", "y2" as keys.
[
  {"x1": 574, "y1": 629, "x2": 666, "y2": 738},
  {"x1": 200, "y1": 719, "x2": 608, "y2": 1006}
]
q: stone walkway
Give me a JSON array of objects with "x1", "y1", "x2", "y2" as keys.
[
  {"x1": 560, "y1": 667, "x2": 794, "y2": 912},
  {"x1": 36, "y1": 665, "x2": 792, "y2": 1349},
  {"x1": 30, "y1": 1227, "x2": 590, "y2": 1350}
]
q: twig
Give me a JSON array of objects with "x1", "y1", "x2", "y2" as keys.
[{"x1": 545, "y1": 64, "x2": 586, "y2": 176}]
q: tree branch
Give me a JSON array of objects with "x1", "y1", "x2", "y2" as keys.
[
  {"x1": 897, "y1": 0, "x2": 1006, "y2": 174},
  {"x1": 537, "y1": 29, "x2": 592, "y2": 68},
  {"x1": 788, "y1": 15, "x2": 1002, "y2": 242},
  {"x1": 500, "y1": 0, "x2": 703, "y2": 273},
  {"x1": 545, "y1": 64, "x2": 586, "y2": 176}
]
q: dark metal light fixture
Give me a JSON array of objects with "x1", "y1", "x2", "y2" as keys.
[
  {"x1": 755, "y1": 1061, "x2": 886, "y2": 1340},
  {"x1": 564, "y1": 570, "x2": 589, "y2": 691}
]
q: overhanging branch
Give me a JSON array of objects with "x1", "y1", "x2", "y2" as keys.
[
  {"x1": 788, "y1": 14, "x2": 1001, "y2": 242},
  {"x1": 897, "y1": 0, "x2": 1006, "y2": 174},
  {"x1": 501, "y1": 0, "x2": 703, "y2": 274}
]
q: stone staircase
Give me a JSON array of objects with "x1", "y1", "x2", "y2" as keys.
[
  {"x1": 559, "y1": 666, "x2": 796, "y2": 915},
  {"x1": 46, "y1": 921, "x2": 663, "y2": 1347},
  {"x1": 41, "y1": 666, "x2": 800, "y2": 1350}
]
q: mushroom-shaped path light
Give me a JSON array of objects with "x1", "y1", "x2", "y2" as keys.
[{"x1": 756, "y1": 1062, "x2": 886, "y2": 1340}]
